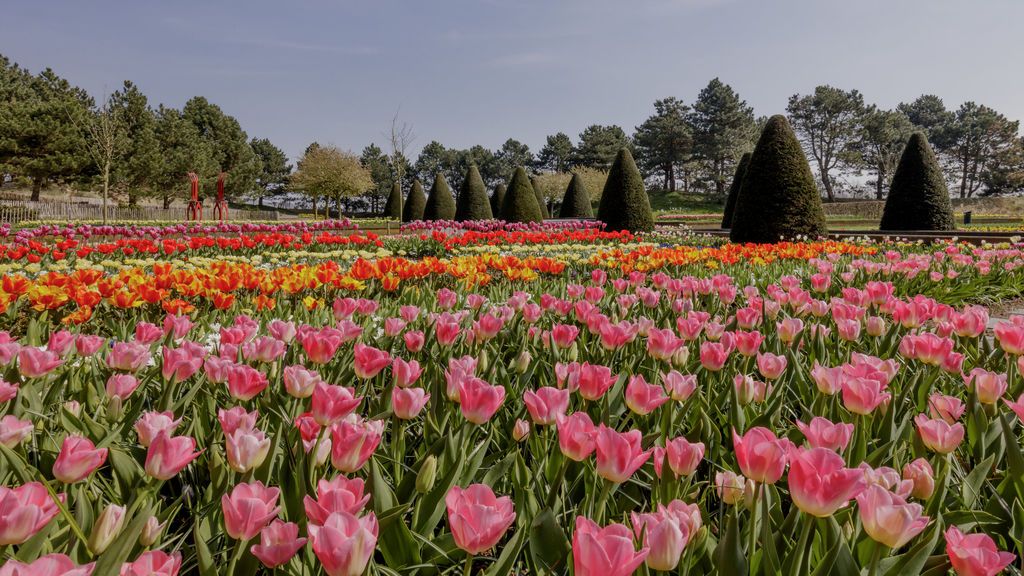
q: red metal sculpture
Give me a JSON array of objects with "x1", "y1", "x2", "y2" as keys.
[
  {"x1": 186, "y1": 172, "x2": 202, "y2": 221},
  {"x1": 213, "y1": 172, "x2": 228, "y2": 221}
]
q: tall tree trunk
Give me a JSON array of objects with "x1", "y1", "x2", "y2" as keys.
[
  {"x1": 129, "y1": 191, "x2": 138, "y2": 207},
  {"x1": 258, "y1": 196, "x2": 264, "y2": 209},
  {"x1": 715, "y1": 159, "x2": 725, "y2": 196},
  {"x1": 875, "y1": 165, "x2": 885, "y2": 200},
  {"x1": 163, "y1": 194, "x2": 172, "y2": 209},
  {"x1": 31, "y1": 178, "x2": 42, "y2": 201},
  {"x1": 102, "y1": 160, "x2": 110, "y2": 225},
  {"x1": 821, "y1": 172, "x2": 835, "y2": 202}
]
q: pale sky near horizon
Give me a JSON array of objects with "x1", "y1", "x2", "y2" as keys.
[{"x1": 5, "y1": 0, "x2": 1023, "y2": 162}]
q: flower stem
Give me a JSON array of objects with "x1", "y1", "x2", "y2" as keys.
[
  {"x1": 747, "y1": 483, "x2": 762, "y2": 566},
  {"x1": 594, "y1": 479, "x2": 614, "y2": 524},
  {"x1": 867, "y1": 541, "x2": 884, "y2": 576},
  {"x1": 463, "y1": 554, "x2": 474, "y2": 576}
]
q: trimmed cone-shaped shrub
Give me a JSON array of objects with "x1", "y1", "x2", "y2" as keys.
[
  {"x1": 501, "y1": 167, "x2": 544, "y2": 223},
  {"x1": 721, "y1": 152, "x2": 751, "y2": 229},
  {"x1": 490, "y1": 183, "x2": 506, "y2": 217},
  {"x1": 455, "y1": 165, "x2": 493, "y2": 221},
  {"x1": 383, "y1": 182, "x2": 403, "y2": 220},
  {"x1": 422, "y1": 173, "x2": 456, "y2": 221},
  {"x1": 559, "y1": 173, "x2": 593, "y2": 218},
  {"x1": 402, "y1": 179, "x2": 426, "y2": 222},
  {"x1": 880, "y1": 132, "x2": 955, "y2": 231},
  {"x1": 530, "y1": 176, "x2": 550, "y2": 218},
  {"x1": 730, "y1": 115, "x2": 827, "y2": 243},
  {"x1": 597, "y1": 148, "x2": 654, "y2": 232}
]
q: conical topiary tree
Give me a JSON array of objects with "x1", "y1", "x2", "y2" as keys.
[
  {"x1": 597, "y1": 148, "x2": 654, "y2": 232},
  {"x1": 422, "y1": 173, "x2": 456, "y2": 221},
  {"x1": 730, "y1": 115, "x2": 827, "y2": 243},
  {"x1": 500, "y1": 167, "x2": 544, "y2": 223},
  {"x1": 880, "y1": 132, "x2": 955, "y2": 231},
  {"x1": 721, "y1": 152, "x2": 751, "y2": 229},
  {"x1": 530, "y1": 176, "x2": 550, "y2": 219},
  {"x1": 559, "y1": 172, "x2": 593, "y2": 218},
  {"x1": 490, "y1": 183, "x2": 506, "y2": 218},
  {"x1": 455, "y1": 165, "x2": 493, "y2": 221},
  {"x1": 402, "y1": 179, "x2": 426, "y2": 222},
  {"x1": 383, "y1": 182, "x2": 403, "y2": 220}
]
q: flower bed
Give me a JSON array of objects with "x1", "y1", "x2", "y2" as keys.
[{"x1": 0, "y1": 228, "x2": 1023, "y2": 574}]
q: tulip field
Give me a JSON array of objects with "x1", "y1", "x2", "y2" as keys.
[{"x1": 4, "y1": 220, "x2": 1024, "y2": 575}]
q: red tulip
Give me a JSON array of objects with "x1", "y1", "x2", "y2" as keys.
[
  {"x1": 945, "y1": 526, "x2": 1016, "y2": 576},
  {"x1": 251, "y1": 519, "x2": 307, "y2": 568},
  {"x1": 52, "y1": 435, "x2": 108, "y2": 484},
  {"x1": 446, "y1": 484, "x2": 516, "y2": 554}
]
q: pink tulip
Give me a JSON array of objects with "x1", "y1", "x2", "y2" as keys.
[
  {"x1": 557, "y1": 412, "x2": 597, "y2": 461},
  {"x1": 221, "y1": 481, "x2": 280, "y2": 541},
  {"x1": 866, "y1": 316, "x2": 886, "y2": 336},
  {"x1": 312, "y1": 383, "x2": 362, "y2": 426},
  {"x1": 572, "y1": 516, "x2": 649, "y2": 576},
  {"x1": 661, "y1": 436, "x2": 704, "y2": 477},
  {"x1": 733, "y1": 330, "x2": 763, "y2": 357},
  {"x1": 297, "y1": 327, "x2": 344, "y2": 364},
  {"x1": 75, "y1": 334, "x2": 106, "y2": 357},
  {"x1": 160, "y1": 346, "x2": 203, "y2": 383},
  {"x1": 225, "y1": 426, "x2": 271, "y2": 473},
  {"x1": 523, "y1": 386, "x2": 570, "y2": 425},
  {"x1": 631, "y1": 501, "x2": 699, "y2": 571},
  {"x1": 352, "y1": 343, "x2": 391, "y2": 379},
  {"x1": 699, "y1": 342, "x2": 729, "y2": 371},
  {"x1": 902, "y1": 458, "x2": 935, "y2": 500},
  {"x1": 0, "y1": 553, "x2": 94, "y2": 576},
  {"x1": 119, "y1": 550, "x2": 181, "y2": 576},
  {"x1": 715, "y1": 471, "x2": 749, "y2": 505},
  {"x1": 135, "y1": 412, "x2": 181, "y2": 447},
  {"x1": 857, "y1": 484, "x2": 929, "y2": 548},
  {"x1": 595, "y1": 425, "x2": 652, "y2": 483},
  {"x1": 945, "y1": 525, "x2": 1016, "y2": 576},
  {"x1": 787, "y1": 446, "x2": 865, "y2": 517},
  {"x1": 576, "y1": 362, "x2": 617, "y2": 401},
  {"x1": 309, "y1": 511, "x2": 378, "y2": 576},
  {"x1": 53, "y1": 435, "x2": 108, "y2": 484},
  {"x1": 756, "y1": 352, "x2": 787, "y2": 380},
  {"x1": 225, "y1": 364, "x2": 269, "y2": 401},
  {"x1": 928, "y1": 394, "x2": 966, "y2": 423},
  {"x1": 145, "y1": 431, "x2": 201, "y2": 480},
  {"x1": 267, "y1": 319, "x2": 296, "y2": 343},
  {"x1": 329, "y1": 419, "x2": 383, "y2": 473},
  {"x1": 796, "y1": 417, "x2": 854, "y2": 452},
  {"x1": 733, "y1": 374, "x2": 771, "y2": 405},
  {"x1": 446, "y1": 484, "x2": 516, "y2": 554},
  {"x1": 624, "y1": 375, "x2": 670, "y2": 415},
  {"x1": 964, "y1": 368, "x2": 1008, "y2": 405},
  {"x1": 282, "y1": 365, "x2": 320, "y2": 398},
  {"x1": 458, "y1": 377, "x2": 505, "y2": 425},
  {"x1": 106, "y1": 341, "x2": 151, "y2": 372},
  {"x1": 810, "y1": 362, "x2": 844, "y2": 395},
  {"x1": 17, "y1": 347, "x2": 62, "y2": 378},
  {"x1": 0, "y1": 415, "x2": 32, "y2": 448},
  {"x1": 662, "y1": 371, "x2": 697, "y2": 402},
  {"x1": 134, "y1": 322, "x2": 163, "y2": 344},
  {"x1": 435, "y1": 319, "x2": 461, "y2": 347},
  {"x1": 0, "y1": 482, "x2": 63, "y2": 545},
  {"x1": 842, "y1": 377, "x2": 891, "y2": 415},
  {"x1": 994, "y1": 317, "x2": 1024, "y2": 355},
  {"x1": 551, "y1": 324, "x2": 580, "y2": 349},
  {"x1": 512, "y1": 419, "x2": 530, "y2": 442},
  {"x1": 915, "y1": 414, "x2": 964, "y2": 454},
  {"x1": 304, "y1": 476, "x2": 370, "y2": 525},
  {"x1": 384, "y1": 317, "x2": 407, "y2": 337},
  {"x1": 250, "y1": 519, "x2": 306, "y2": 568},
  {"x1": 391, "y1": 358, "x2": 423, "y2": 388},
  {"x1": 392, "y1": 387, "x2": 430, "y2": 420},
  {"x1": 0, "y1": 378, "x2": 17, "y2": 403},
  {"x1": 646, "y1": 328, "x2": 682, "y2": 361},
  {"x1": 105, "y1": 374, "x2": 140, "y2": 401},
  {"x1": 404, "y1": 330, "x2": 425, "y2": 353},
  {"x1": 733, "y1": 427, "x2": 794, "y2": 484},
  {"x1": 163, "y1": 314, "x2": 193, "y2": 341},
  {"x1": 1005, "y1": 394, "x2": 1024, "y2": 422},
  {"x1": 217, "y1": 407, "x2": 257, "y2": 436},
  {"x1": 241, "y1": 337, "x2": 286, "y2": 363},
  {"x1": 777, "y1": 318, "x2": 804, "y2": 343}
]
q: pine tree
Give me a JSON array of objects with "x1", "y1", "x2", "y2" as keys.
[
  {"x1": 455, "y1": 164, "x2": 493, "y2": 220},
  {"x1": 730, "y1": 115, "x2": 828, "y2": 243},
  {"x1": 597, "y1": 148, "x2": 654, "y2": 232},
  {"x1": 880, "y1": 132, "x2": 955, "y2": 231},
  {"x1": 559, "y1": 173, "x2": 593, "y2": 218},
  {"x1": 383, "y1": 182, "x2": 403, "y2": 220},
  {"x1": 500, "y1": 167, "x2": 544, "y2": 223},
  {"x1": 531, "y1": 176, "x2": 551, "y2": 218},
  {"x1": 490, "y1": 183, "x2": 506, "y2": 218},
  {"x1": 402, "y1": 179, "x2": 426, "y2": 222},
  {"x1": 422, "y1": 173, "x2": 456, "y2": 220},
  {"x1": 721, "y1": 152, "x2": 751, "y2": 228}
]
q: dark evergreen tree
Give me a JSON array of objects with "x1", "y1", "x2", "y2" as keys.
[
  {"x1": 500, "y1": 167, "x2": 544, "y2": 223},
  {"x1": 730, "y1": 115, "x2": 827, "y2": 243},
  {"x1": 402, "y1": 179, "x2": 426, "y2": 222},
  {"x1": 559, "y1": 173, "x2": 593, "y2": 218},
  {"x1": 490, "y1": 183, "x2": 506, "y2": 218},
  {"x1": 880, "y1": 132, "x2": 955, "y2": 231},
  {"x1": 530, "y1": 176, "x2": 551, "y2": 218},
  {"x1": 455, "y1": 164, "x2": 493, "y2": 221},
  {"x1": 721, "y1": 152, "x2": 751, "y2": 228},
  {"x1": 597, "y1": 148, "x2": 654, "y2": 232},
  {"x1": 422, "y1": 173, "x2": 456, "y2": 220},
  {"x1": 383, "y1": 182, "x2": 403, "y2": 220}
]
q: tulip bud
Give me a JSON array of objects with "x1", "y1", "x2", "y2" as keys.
[
  {"x1": 514, "y1": 351, "x2": 532, "y2": 374},
  {"x1": 671, "y1": 346, "x2": 689, "y2": 368},
  {"x1": 89, "y1": 503, "x2": 126, "y2": 555},
  {"x1": 478, "y1": 349, "x2": 490, "y2": 374},
  {"x1": 743, "y1": 479, "x2": 758, "y2": 509},
  {"x1": 416, "y1": 455, "x2": 437, "y2": 494},
  {"x1": 567, "y1": 342, "x2": 579, "y2": 362},
  {"x1": 139, "y1": 515, "x2": 165, "y2": 547},
  {"x1": 512, "y1": 419, "x2": 530, "y2": 442},
  {"x1": 64, "y1": 400, "x2": 82, "y2": 418}
]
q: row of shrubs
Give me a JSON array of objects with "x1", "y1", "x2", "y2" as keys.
[{"x1": 386, "y1": 115, "x2": 954, "y2": 239}]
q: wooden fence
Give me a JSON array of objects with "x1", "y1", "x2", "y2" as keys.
[{"x1": 0, "y1": 201, "x2": 279, "y2": 224}]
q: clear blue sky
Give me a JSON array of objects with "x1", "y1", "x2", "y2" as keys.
[{"x1": 5, "y1": 0, "x2": 1023, "y2": 161}]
